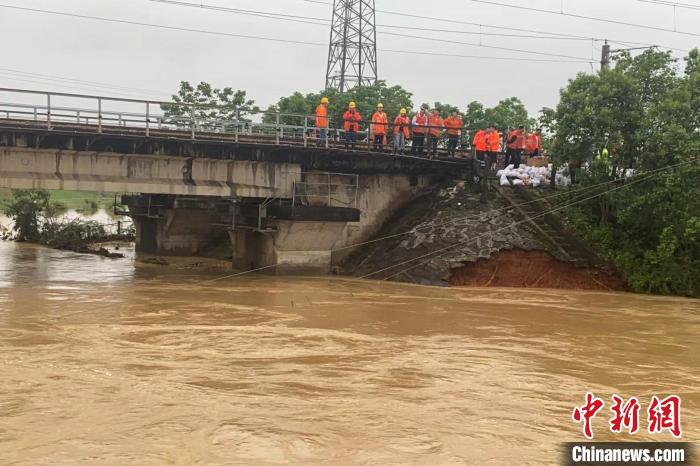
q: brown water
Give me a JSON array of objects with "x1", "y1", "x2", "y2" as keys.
[{"x1": 0, "y1": 241, "x2": 698, "y2": 465}]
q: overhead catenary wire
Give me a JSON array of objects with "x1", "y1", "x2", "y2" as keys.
[
  {"x1": 299, "y1": 0, "x2": 692, "y2": 53},
  {"x1": 0, "y1": 4, "x2": 592, "y2": 64},
  {"x1": 363, "y1": 159, "x2": 697, "y2": 282},
  {"x1": 469, "y1": 0, "x2": 700, "y2": 38}
]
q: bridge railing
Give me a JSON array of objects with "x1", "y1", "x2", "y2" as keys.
[{"x1": 0, "y1": 87, "x2": 479, "y2": 156}]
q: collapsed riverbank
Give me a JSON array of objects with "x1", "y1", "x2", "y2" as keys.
[{"x1": 342, "y1": 182, "x2": 628, "y2": 291}]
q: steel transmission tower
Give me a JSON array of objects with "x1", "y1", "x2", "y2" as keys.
[{"x1": 325, "y1": 0, "x2": 378, "y2": 92}]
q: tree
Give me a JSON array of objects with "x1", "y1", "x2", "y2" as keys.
[
  {"x1": 548, "y1": 48, "x2": 700, "y2": 297},
  {"x1": 2, "y1": 190, "x2": 53, "y2": 241},
  {"x1": 484, "y1": 97, "x2": 536, "y2": 132},
  {"x1": 266, "y1": 81, "x2": 413, "y2": 130},
  {"x1": 161, "y1": 81, "x2": 260, "y2": 125}
]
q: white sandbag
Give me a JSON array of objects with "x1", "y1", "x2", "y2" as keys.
[
  {"x1": 512, "y1": 179, "x2": 524, "y2": 186},
  {"x1": 496, "y1": 170, "x2": 504, "y2": 177},
  {"x1": 532, "y1": 177, "x2": 541, "y2": 187},
  {"x1": 500, "y1": 175, "x2": 510, "y2": 186}
]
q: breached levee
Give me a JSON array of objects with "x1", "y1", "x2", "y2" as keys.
[{"x1": 342, "y1": 182, "x2": 628, "y2": 290}]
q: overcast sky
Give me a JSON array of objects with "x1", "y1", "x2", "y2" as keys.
[{"x1": 0, "y1": 0, "x2": 698, "y2": 116}]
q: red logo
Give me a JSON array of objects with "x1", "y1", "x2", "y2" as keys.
[{"x1": 572, "y1": 393, "x2": 682, "y2": 439}]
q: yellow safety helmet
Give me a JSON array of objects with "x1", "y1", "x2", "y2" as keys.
[
  {"x1": 400, "y1": 108, "x2": 407, "y2": 115},
  {"x1": 348, "y1": 101, "x2": 356, "y2": 108},
  {"x1": 376, "y1": 103, "x2": 384, "y2": 108},
  {"x1": 320, "y1": 97, "x2": 329, "y2": 104}
]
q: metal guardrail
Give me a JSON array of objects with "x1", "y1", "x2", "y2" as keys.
[
  {"x1": 292, "y1": 172, "x2": 360, "y2": 209},
  {"x1": 0, "y1": 87, "x2": 480, "y2": 155}
]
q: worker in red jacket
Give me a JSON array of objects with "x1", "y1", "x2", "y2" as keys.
[
  {"x1": 393, "y1": 108, "x2": 410, "y2": 155},
  {"x1": 526, "y1": 128, "x2": 543, "y2": 157},
  {"x1": 514, "y1": 125, "x2": 526, "y2": 168},
  {"x1": 343, "y1": 101, "x2": 362, "y2": 150},
  {"x1": 443, "y1": 111, "x2": 464, "y2": 157}
]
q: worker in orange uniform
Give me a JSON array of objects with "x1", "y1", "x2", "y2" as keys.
[
  {"x1": 315, "y1": 97, "x2": 329, "y2": 147},
  {"x1": 487, "y1": 127, "x2": 501, "y2": 170},
  {"x1": 343, "y1": 101, "x2": 361, "y2": 150},
  {"x1": 411, "y1": 106, "x2": 428, "y2": 155},
  {"x1": 526, "y1": 128, "x2": 543, "y2": 157},
  {"x1": 472, "y1": 127, "x2": 488, "y2": 163},
  {"x1": 443, "y1": 111, "x2": 464, "y2": 157},
  {"x1": 428, "y1": 109, "x2": 444, "y2": 158},
  {"x1": 370, "y1": 103, "x2": 388, "y2": 152},
  {"x1": 393, "y1": 108, "x2": 410, "y2": 155}
]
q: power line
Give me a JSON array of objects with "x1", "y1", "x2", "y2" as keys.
[
  {"x1": 469, "y1": 0, "x2": 700, "y2": 38},
  {"x1": 0, "y1": 68, "x2": 171, "y2": 97},
  {"x1": 634, "y1": 0, "x2": 700, "y2": 11},
  {"x1": 145, "y1": 0, "x2": 693, "y2": 53},
  {"x1": 0, "y1": 4, "x2": 590, "y2": 64}
]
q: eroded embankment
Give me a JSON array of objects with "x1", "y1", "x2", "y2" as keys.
[
  {"x1": 343, "y1": 183, "x2": 628, "y2": 290},
  {"x1": 449, "y1": 249, "x2": 629, "y2": 291}
]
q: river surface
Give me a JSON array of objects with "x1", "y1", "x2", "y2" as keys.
[{"x1": 0, "y1": 241, "x2": 698, "y2": 465}]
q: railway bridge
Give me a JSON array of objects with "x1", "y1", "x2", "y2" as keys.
[{"x1": 0, "y1": 88, "x2": 471, "y2": 273}]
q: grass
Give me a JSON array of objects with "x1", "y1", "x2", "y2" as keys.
[{"x1": 0, "y1": 189, "x2": 117, "y2": 211}]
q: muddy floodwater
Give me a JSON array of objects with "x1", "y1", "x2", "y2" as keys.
[{"x1": 0, "y1": 241, "x2": 698, "y2": 465}]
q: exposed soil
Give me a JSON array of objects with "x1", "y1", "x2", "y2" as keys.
[{"x1": 449, "y1": 249, "x2": 629, "y2": 291}]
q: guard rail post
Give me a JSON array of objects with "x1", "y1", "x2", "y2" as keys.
[
  {"x1": 46, "y1": 93, "x2": 51, "y2": 130},
  {"x1": 146, "y1": 102, "x2": 150, "y2": 137},
  {"x1": 97, "y1": 97, "x2": 103, "y2": 134}
]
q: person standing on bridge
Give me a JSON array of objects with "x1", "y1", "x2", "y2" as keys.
[
  {"x1": 443, "y1": 111, "x2": 464, "y2": 157},
  {"x1": 505, "y1": 127, "x2": 517, "y2": 167},
  {"x1": 393, "y1": 108, "x2": 410, "y2": 155},
  {"x1": 411, "y1": 107, "x2": 428, "y2": 155},
  {"x1": 488, "y1": 127, "x2": 501, "y2": 170},
  {"x1": 343, "y1": 102, "x2": 362, "y2": 150},
  {"x1": 428, "y1": 109, "x2": 444, "y2": 158},
  {"x1": 315, "y1": 97, "x2": 329, "y2": 147},
  {"x1": 371, "y1": 103, "x2": 388, "y2": 152},
  {"x1": 472, "y1": 127, "x2": 488, "y2": 164},
  {"x1": 514, "y1": 125, "x2": 526, "y2": 168},
  {"x1": 526, "y1": 128, "x2": 543, "y2": 157}
]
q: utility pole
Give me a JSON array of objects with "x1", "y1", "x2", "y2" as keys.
[
  {"x1": 600, "y1": 40, "x2": 611, "y2": 71},
  {"x1": 325, "y1": 0, "x2": 378, "y2": 92},
  {"x1": 601, "y1": 40, "x2": 655, "y2": 72}
]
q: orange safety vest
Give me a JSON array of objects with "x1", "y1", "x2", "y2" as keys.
[
  {"x1": 343, "y1": 110, "x2": 361, "y2": 132},
  {"x1": 428, "y1": 114, "x2": 444, "y2": 137},
  {"x1": 393, "y1": 115, "x2": 410, "y2": 137},
  {"x1": 488, "y1": 131, "x2": 501, "y2": 152},
  {"x1": 444, "y1": 116, "x2": 463, "y2": 136},
  {"x1": 526, "y1": 133, "x2": 542, "y2": 152},
  {"x1": 515, "y1": 130, "x2": 525, "y2": 150},
  {"x1": 472, "y1": 130, "x2": 487, "y2": 151},
  {"x1": 506, "y1": 130, "x2": 518, "y2": 149},
  {"x1": 315, "y1": 104, "x2": 328, "y2": 129},
  {"x1": 371, "y1": 111, "x2": 388, "y2": 135},
  {"x1": 412, "y1": 113, "x2": 428, "y2": 134}
]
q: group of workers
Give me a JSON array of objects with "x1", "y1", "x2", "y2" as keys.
[{"x1": 314, "y1": 98, "x2": 543, "y2": 161}]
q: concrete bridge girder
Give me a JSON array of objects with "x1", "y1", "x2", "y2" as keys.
[{"x1": 0, "y1": 147, "x2": 301, "y2": 198}]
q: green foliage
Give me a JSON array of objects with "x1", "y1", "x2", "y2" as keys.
[
  {"x1": 2, "y1": 190, "x2": 53, "y2": 241},
  {"x1": 42, "y1": 219, "x2": 108, "y2": 249},
  {"x1": 161, "y1": 81, "x2": 260, "y2": 124},
  {"x1": 550, "y1": 48, "x2": 700, "y2": 297},
  {"x1": 265, "y1": 81, "x2": 413, "y2": 128}
]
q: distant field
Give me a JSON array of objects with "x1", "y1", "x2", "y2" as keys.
[{"x1": 0, "y1": 189, "x2": 118, "y2": 211}]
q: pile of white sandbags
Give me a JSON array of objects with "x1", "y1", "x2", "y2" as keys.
[{"x1": 497, "y1": 164, "x2": 571, "y2": 188}]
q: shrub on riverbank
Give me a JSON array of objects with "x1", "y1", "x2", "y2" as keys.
[{"x1": 1, "y1": 189, "x2": 134, "y2": 253}]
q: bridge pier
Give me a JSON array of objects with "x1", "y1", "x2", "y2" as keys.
[{"x1": 125, "y1": 173, "x2": 436, "y2": 274}]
